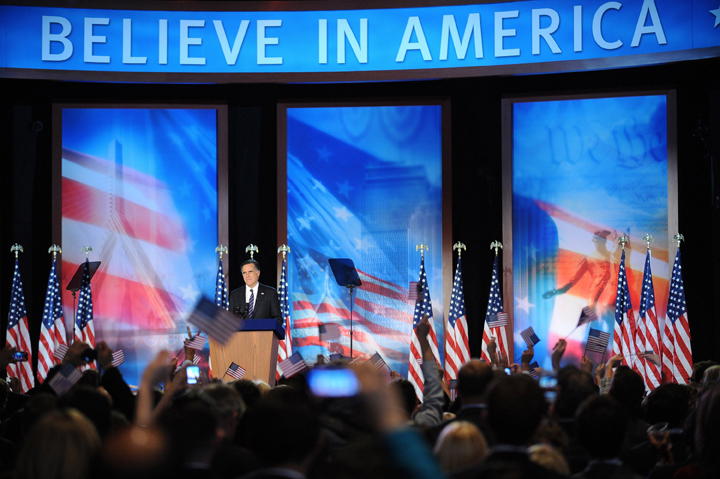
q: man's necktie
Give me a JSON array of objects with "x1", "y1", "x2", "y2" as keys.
[{"x1": 248, "y1": 289, "x2": 255, "y2": 318}]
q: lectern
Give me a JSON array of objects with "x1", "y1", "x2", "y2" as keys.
[{"x1": 209, "y1": 319, "x2": 285, "y2": 386}]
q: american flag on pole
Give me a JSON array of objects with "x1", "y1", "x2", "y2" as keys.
[
  {"x1": 665, "y1": 249, "x2": 692, "y2": 384},
  {"x1": 529, "y1": 361, "x2": 540, "y2": 378},
  {"x1": 226, "y1": 362, "x2": 246, "y2": 380},
  {"x1": 37, "y1": 257, "x2": 68, "y2": 383},
  {"x1": 613, "y1": 250, "x2": 636, "y2": 367},
  {"x1": 215, "y1": 257, "x2": 229, "y2": 311},
  {"x1": 481, "y1": 256, "x2": 510, "y2": 364},
  {"x1": 638, "y1": 250, "x2": 662, "y2": 391},
  {"x1": 445, "y1": 256, "x2": 469, "y2": 382},
  {"x1": 586, "y1": 328, "x2": 611, "y2": 355},
  {"x1": 276, "y1": 255, "x2": 292, "y2": 381},
  {"x1": 6, "y1": 258, "x2": 34, "y2": 392},
  {"x1": 409, "y1": 253, "x2": 440, "y2": 402},
  {"x1": 75, "y1": 261, "x2": 96, "y2": 370},
  {"x1": 279, "y1": 351, "x2": 308, "y2": 378}
]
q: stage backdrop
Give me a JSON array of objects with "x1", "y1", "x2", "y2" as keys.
[
  {"x1": 283, "y1": 104, "x2": 443, "y2": 377},
  {"x1": 506, "y1": 93, "x2": 676, "y2": 369},
  {"x1": 59, "y1": 107, "x2": 224, "y2": 386}
]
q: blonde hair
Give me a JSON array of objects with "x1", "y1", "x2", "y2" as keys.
[
  {"x1": 434, "y1": 421, "x2": 488, "y2": 472},
  {"x1": 16, "y1": 408, "x2": 101, "y2": 479},
  {"x1": 528, "y1": 443, "x2": 571, "y2": 476}
]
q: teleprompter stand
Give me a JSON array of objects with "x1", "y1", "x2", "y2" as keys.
[{"x1": 328, "y1": 258, "x2": 362, "y2": 358}]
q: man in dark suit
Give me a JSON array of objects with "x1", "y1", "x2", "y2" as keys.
[{"x1": 229, "y1": 259, "x2": 282, "y2": 325}]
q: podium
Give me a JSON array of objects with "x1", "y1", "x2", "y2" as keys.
[{"x1": 209, "y1": 319, "x2": 285, "y2": 386}]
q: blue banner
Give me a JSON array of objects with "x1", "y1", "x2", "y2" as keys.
[{"x1": 0, "y1": 0, "x2": 718, "y2": 78}]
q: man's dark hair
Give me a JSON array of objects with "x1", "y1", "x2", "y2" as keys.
[
  {"x1": 57, "y1": 385, "x2": 112, "y2": 437},
  {"x1": 486, "y1": 374, "x2": 547, "y2": 445},
  {"x1": 241, "y1": 259, "x2": 261, "y2": 271},
  {"x1": 231, "y1": 380, "x2": 261, "y2": 410},
  {"x1": 389, "y1": 379, "x2": 418, "y2": 417},
  {"x1": 643, "y1": 383, "x2": 691, "y2": 428},
  {"x1": 609, "y1": 366, "x2": 645, "y2": 417},
  {"x1": 243, "y1": 400, "x2": 320, "y2": 466},
  {"x1": 554, "y1": 366, "x2": 598, "y2": 419},
  {"x1": 204, "y1": 382, "x2": 246, "y2": 421},
  {"x1": 457, "y1": 360, "x2": 493, "y2": 399},
  {"x1": 157, "y1": 390, "x2": 219, "y2": 465},
  {"x1": 576, "y1": 394, "x2": 627, "y2": 459},
  {"x1": 692, "y1": 360, "x2": 718, "y2": 384}
]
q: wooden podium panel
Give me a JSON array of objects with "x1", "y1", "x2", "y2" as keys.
[{"x1": 210, "y1": 327, "x2": 281, "y2": 386}]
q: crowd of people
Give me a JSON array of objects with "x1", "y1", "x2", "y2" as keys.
[{"x1": 1, "y1": 318, "x2": 719, "y2": 479}]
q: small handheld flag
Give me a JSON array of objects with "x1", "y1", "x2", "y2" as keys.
[
  {"x1": 184, "y1": 335, "x2": 208, "y2": 350},
  {"x1": 187, "y1": 297, "x2": 240, "y2": 345},
  {"x1": 226, "y1": 362, "x2": 247, "y2": 380},
  {"x1": 319, "y1": 323, "x2": 341, "y2": 341},
  {"x1": 111, "y1": 349, "x2": 125, "y2": 368},
  {"x1": 585, "y1": 329, "x2": 611, "y2": 355},
  {"x1": 48, "y1": 363, "x2": 83, "y2": 396},
  {"x1": 520, "y1": 327, "x2": 540, "y2": 347},
  {"x1": 279, "y1": 352, "x2": 308, "y2": 378}
]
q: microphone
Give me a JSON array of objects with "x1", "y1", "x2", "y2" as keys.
[{"x1": 242, "y1": 306, "x2": 249, "y2": 319}]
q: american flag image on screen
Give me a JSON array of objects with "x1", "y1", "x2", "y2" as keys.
[
  {"x1": 6, "y1": 259, "x2": 34, "y2": 392},
  {"x1": 226, "y1": 362, "x2": 247, "y2": 380},
  {"x1": 586, "y1": 328, "x2": 611, "y2": 355}
]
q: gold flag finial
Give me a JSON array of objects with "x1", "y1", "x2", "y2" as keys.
[
  {"x1": 453, "y1": 242, "x2": 466, "y2": 257},
  {"x1": 673, "y1": 233, "x2": 684, "y2": 249},
  {"x1": 618, "y1": 235, "x2": 629, "y2": 250},
  {"x1": 490, "y1": 240, "x2": 503, "y2": 256},
  {"x1": 643, "y1": 234, "x2": 654, "y2": 251},
  {"x1": 81, "y1": 245, "x2": 93, "y2": 260},
  {"x1": 416, "y1": 243, "x2": 428, "y2": 259},
  {"x1": 215, "y1": 245, "x2": 228, "y2": 259},
  {"x1": 48, "y1": 244, "x2": 62, "y2": 260},
  {"x1": 10, "y1": 244, "x2": 23, "y2": 259},
  {"x1": 245, "y1": 244, "x2": 258, "y2": 259},
  {"x1": 277, "y1": 244, "x2": 291, "y2": 259}
]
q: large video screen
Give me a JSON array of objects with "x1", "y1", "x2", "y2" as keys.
[
  {"x1": 60, "y1": 107, "x2": 221, "y2": 386},
  {"x1": 285, "y1": 105, "x2": 443, "y2": 377},
  {"x1": 510, "y1": 94, "x2": 674, "y2": 369}
]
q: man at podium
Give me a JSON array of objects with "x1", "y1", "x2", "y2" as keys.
[{"x1": 229, "y1": 259, "x2": 282, "y2": 325}]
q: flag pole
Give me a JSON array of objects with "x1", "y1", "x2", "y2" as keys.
[{"x1": 48, "y1": 245, "x2": 64, "y2": 344}]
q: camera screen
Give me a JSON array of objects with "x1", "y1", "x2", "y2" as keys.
[
  {"x1": 186, "y1": 365, "x2": 200, "y2": 385},
  {"x1": 307, "y1": 368, "x2": 360, "y2": 397}
]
